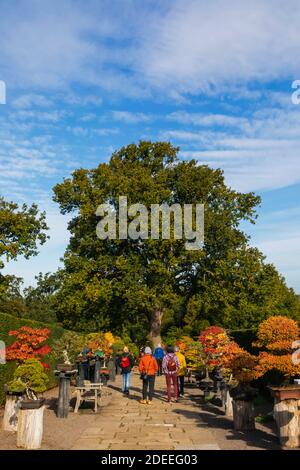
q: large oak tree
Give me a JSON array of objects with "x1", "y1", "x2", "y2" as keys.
[{"x1": 53, "y1": 141, "x2": 300, "y2": 344}]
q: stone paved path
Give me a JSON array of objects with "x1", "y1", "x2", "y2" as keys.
[{"x1": 71, "y1": 371, "x2": 220, "y2": 450}]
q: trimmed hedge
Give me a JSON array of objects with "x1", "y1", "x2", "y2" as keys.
[{"x1": 0, "y1": 313, "x2": 69, "y2": 405}]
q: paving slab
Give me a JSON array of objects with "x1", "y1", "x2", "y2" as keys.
[{"x1": 71, "y1": 372, "x2": 220, "y2": 450}]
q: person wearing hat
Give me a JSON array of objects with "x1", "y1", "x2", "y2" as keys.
[{"x1": 138, "y1": 346, "x2": 158, "y2": 404}]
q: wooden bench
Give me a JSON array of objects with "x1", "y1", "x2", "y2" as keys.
[{"x1": 74, "y1": 381, "x2": 102, "y2": 413}]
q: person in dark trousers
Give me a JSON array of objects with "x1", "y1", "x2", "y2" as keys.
[
  {"x1": 174, "y1": 345, "x2": 187, "y2": 396},
  {"x1": 153, "y1": 343, "x2": 165, "y2": 376},
  {"x1": 162, "y1": 345, "x2": 180, "y2": 403},
  {"x1": 118, "y1": 346, "x2": 134, "y2": 395},
  {"x1": 138, "y1": 347, "x2": 158, "y2": 404}
]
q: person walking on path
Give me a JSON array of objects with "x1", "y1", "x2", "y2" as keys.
[
  {"x1": 154, "y1": 343, "x2": 165, "y2": 376},
  {"x1": 118, "y1": 346, "x2": 134, "y2": 395},
  {"x1": 138, "y1": 346, "x2": 158, "y2": 404},
  {"x1": 174, "y1": 345, "x2": 187, "y2": 397},
  {"x1": 163, "y1": 346, "x2": 180, "y2": 403}
]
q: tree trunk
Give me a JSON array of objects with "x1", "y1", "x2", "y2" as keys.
[
  {"x1": 232, "y1": 399, "x2": 255, "y2": 431},
  {"x1": 273, "y1": 398, "x2": 300, "y2": 448},
  {"x1": 17, "y1": 406, "x2": 45, "y2": 449},
  {"x1": 148, "y1": 308, "x2": 163, "y2": 347},
  {"x1": 3, "y1": 395, "x2": 19, "y2": 432}
]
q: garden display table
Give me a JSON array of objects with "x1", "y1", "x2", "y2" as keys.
[{"x1": 74, "y1": 382, "x2": 102, "y2": 413}]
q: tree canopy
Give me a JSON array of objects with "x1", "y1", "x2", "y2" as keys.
[
  {"x1": 52, "y1": 141, "x2": 300, "y2": 343},
  {"x1": 0, "y1": 197, "x2": 48, "y2": 304}
]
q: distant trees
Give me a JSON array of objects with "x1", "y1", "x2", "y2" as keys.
[{"x1": 0, "y1": 196, "x2": 48, "y2": 318}]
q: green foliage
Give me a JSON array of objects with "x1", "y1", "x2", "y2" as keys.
[
  {"x1": 0, "y1": 275, "x2": 28, "y2": 318},
  {"x1": 23, "y1": 271, "x2": 63, "y2": 323},
  {"x1": 112, "y1": 337, "x2": 139, "y2": 358},
  {"x1": 52, "y1": 331, "x2": 86, "y2": 364},
  {"x1": 0, "y1": 197, "x2": 48, "y2": 268},
  {"x1": 0, "y1": 272, "x2": 63, "y2": 324},
  {"x1": 8, "y1": 358, "x2": 49, "y2": 398}
]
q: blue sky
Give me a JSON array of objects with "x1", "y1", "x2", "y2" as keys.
[{"x1": 0, "y1": 0, "x2": 299, "y2": 292}]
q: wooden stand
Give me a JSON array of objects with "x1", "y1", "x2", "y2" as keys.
[
  {"x1": 222, "y1": 387, "x2": 233, "y2": 417},
  {"x1": 273, "y1": 398, "x2": 300, "y2": 448},
  {"x1": 17, "y1": 405, "x2": 45, "y2": 449},
  {"x1": 3, "y1": 395, "x2": 19, "y2": 432},
  {"x1": 232, "y1": 399, "x2": 255, "y2": 431},
  {"x1": 55, "y1": 370, "x2": 77, "y2": 418}
]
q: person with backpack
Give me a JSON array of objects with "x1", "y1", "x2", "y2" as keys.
[
  {"x1": 138, "y1": 346, "x2": 158, "y2": 404},
  {"x1": 118, "y1": 346, "x2": 134, "y2": 395},
  {"x1": 174, "y1": 345, "x2": 187, "y2": 396},
  {"x1": 162, "y1": 345, "x2": 180, "y2": 402},
  {"x1": 154, "y1": 343, "x2": 165, "y2": 376}
]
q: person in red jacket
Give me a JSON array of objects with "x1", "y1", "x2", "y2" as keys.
[
  {"x1": 138, "y1": 347, "x2": 158, "y2": 404},
  {"x1": 117, "y1": 346, "x2": 134, "y2": 395}
]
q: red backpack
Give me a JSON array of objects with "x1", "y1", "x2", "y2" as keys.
[
  {"x1": 166, "y1": 355, "x2": 177, "y2": 372},
  {"x1": 121, "y1": 356, "x2": 130, "y2": 369}
]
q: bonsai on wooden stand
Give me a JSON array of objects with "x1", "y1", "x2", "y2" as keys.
[
  {"x1": 220, "y1": 340, "x2": 246, "y2": 418},
  {"x1": 53, "y1": 332, "x2": 85, "y2": 417},
  {"x1": 254, "y1": 316, "x2": 300, "y2": 448},
  {"x1": 227, "y1": 351, "x2": 261, "y2": 431},
  {"x1": 8, "y1": 358, "x2": 49, "y2": 449},
  {"x1": 3, "y1": 325, "x2": 51, "y2": 434}
]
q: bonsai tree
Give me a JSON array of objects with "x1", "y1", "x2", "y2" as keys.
[
  {"x1": 176, "y1": 335, "x2": 205, "y2": 372},
  {"x1": 53, "y1": 331, "x2": 85, "y2": 365},
  {"x1": 86, "y1": 331, "x2": 117, "y2": 358},
  {"x1": 199, "y1": 326, "x2": 231, "y2": 371},
  {"x1": 228, "y1": 350, "x2": 261, "y2": 388},
  {"x1": 6, "y1": 326, "x2": 51, "y2": 367},
  {"x1": 254, "y1": 316, "x2": 300, "y2": 448},
  {"x1": 225, "y1": 350, "x2": 262, "y2": 430},
  {"x1": 220, "y1": 340, "x2": 245, "y2": 381},
  {"x1": 8, "y1": 358, "x2": 49, "y2": 400},
  {"x1": 253, "y1": 316, "x2": 300, "y2": 382}
]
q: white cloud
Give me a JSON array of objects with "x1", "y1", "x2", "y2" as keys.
[
  {"x1": 12, "y1": 94, "x2": 53, "y2": 109},
  {"x1": 140, "y1": 0, "x2": 300, "y2": 94},
  {"x1": 2, "y1": 1, "x2": 300, "y2": 99},
  {"x1": 111, "y1": 111, "x2": 153, "y2": 124},
  {"x1": 92, "y1": 128, "x2": 119, "y2": 136},
  {"x1": 167, "y1": 111, "x2": 249, "y2": 128}
]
